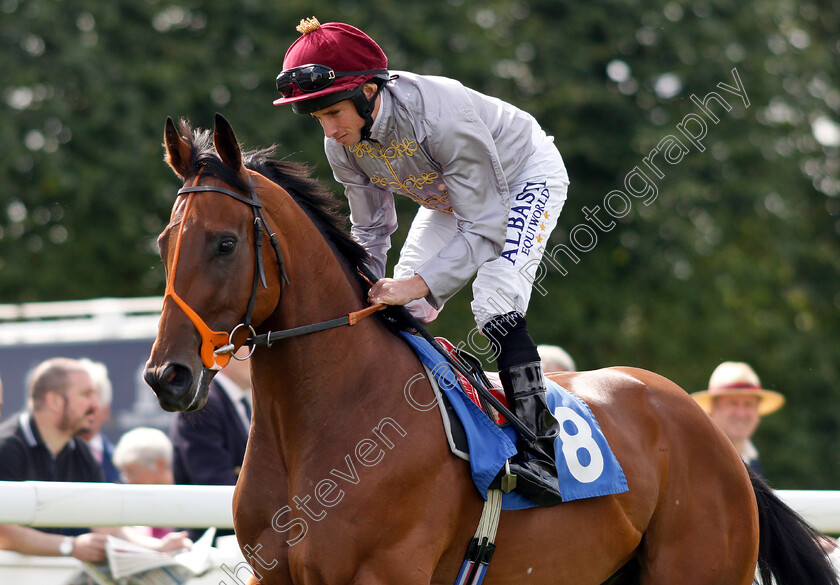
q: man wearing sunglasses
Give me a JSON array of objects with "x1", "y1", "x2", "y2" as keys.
[{"x1": 274, "y1": 18, "x2": 570, "y2": 506}]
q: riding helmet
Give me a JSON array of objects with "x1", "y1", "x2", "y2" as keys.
[{"x1": 272, "y1": 17, "x2": 389, "y2": 117}]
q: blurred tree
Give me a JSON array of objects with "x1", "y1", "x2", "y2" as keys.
[{"x1": 1, "y1": 0, "x2": 838, "y2": 487}]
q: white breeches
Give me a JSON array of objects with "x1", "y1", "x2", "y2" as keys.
[{"x1": 394, "y1": 132, "x2": 569, "y2": 329}]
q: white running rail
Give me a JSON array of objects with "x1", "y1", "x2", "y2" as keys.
[{"x1": 0, "y1": 482, "x2": 839, "y2": 533}]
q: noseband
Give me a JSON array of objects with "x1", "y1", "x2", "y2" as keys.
[{"x1": 166, "y1": 170, "x2": 289, "y2": 370}]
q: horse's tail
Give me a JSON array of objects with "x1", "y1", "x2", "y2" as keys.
[{"x1": 751, "y1": 467, "x2": 838, "y2": 585}]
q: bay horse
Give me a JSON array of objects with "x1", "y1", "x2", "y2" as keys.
[{"x1": 144, "y1": 114, "x2": 837, "y2": 585}]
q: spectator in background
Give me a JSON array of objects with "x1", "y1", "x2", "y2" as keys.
[
  {"x1": 170, "y1": 348, "x2": 251, "y2": 542},
  {"x1": 113, "y1": 427, "x2": 174, "y2": 486},
  {"x1": 691, "y1": 361, "x2": 785, "y2": 476},
  {"x1": 78, "y1": 359, "x2": 120, "y2": 483},
  {"x1": 0, "y1": 357, "x2": 190, "y2": 562},
  {"x1": 537, "y1": 344, "x2": 576, "y2": 373},
  {"x1": 112, "y1": 427, "x2": 175, "y2": 539},
  {"x1": 693, "y1": 362, "x2": 838, "y2": 559},
  {"x1": 0, "y1": 372, "x2": 11, "y2": 554}
]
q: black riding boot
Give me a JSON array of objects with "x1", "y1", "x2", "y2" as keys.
[
  {"x1": 483, "y1": 312, "x2": 563, "y2": 506},
  {"x1": 499, "y1": 361, "x2": 563, "y2": 505}
]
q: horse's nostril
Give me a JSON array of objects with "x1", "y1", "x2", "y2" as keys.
[
  {"x1": 163, "y1": 364, "x2": 186, "y2": 386},
  {"x1": 165, "y1": 366, "x2": 179, "y2": 384},
  {"x1": 161, "y1": 363, "x2": 192, "y2": 393},
  {"x1": 145, "y1": 363, "x2": 194, "y2": 407}
]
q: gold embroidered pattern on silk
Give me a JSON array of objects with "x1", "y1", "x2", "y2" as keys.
[{"x1": 351, "y1": 139, "x2": 452, "y2": 213}]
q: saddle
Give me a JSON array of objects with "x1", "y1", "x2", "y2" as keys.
[
  {"x1": 400, "y1": 331, "x2": 628, "y2": 509},
  {"x1": 435, "y1": 337, "x2": 509, "y2": 426}
]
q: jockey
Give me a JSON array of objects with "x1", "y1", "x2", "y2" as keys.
[{"x1": 273, "y1": 18, "x2": 570, "y2": 505}]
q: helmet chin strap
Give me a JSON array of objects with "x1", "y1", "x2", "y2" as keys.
[{"x1": 355, "y1": 76, "x2": 394, "y2": 142}]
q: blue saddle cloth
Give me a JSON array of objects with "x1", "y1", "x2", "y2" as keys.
[{"x1": 401, "y1": 332, "x2": 628, "y2": 510}]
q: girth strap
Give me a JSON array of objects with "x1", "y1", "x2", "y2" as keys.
[{"x1": 454, "y1": 488, "x2": 503, "y2": 585}]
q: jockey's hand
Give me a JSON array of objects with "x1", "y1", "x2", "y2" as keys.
[{"x1": 368, "y1": 275, "x2": 430, "y2": 306}]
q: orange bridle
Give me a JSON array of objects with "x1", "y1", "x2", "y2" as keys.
[
  {"x1": 164, "y1": 170, "x2": 288, "y2": 370},
  {"x1": 164, "y1": 168, "x2": 383, "y2": 370},
  {"x1": 165, "y1": 179, "x2": 227, "y2": 369}
]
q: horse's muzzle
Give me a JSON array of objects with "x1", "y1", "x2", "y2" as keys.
[{"x1": 143, "y1": 362, "x2": 205, "y2": 412}]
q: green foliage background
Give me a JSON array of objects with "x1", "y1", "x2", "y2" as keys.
[{"x1": 1, "y1": 0, "x2": 839, "y2": 487}]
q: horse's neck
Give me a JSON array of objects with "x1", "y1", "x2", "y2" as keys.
[
  {"x1": 251, "y1": 193, "x2": 419, "y2": 465},
  {"x1": 256, "y1": 186, "x2": 364, "y2": 328},
  {"x1": 250, "y1": 312, "x2": 418, "y2": 476}
]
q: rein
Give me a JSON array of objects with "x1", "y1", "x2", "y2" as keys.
[
  {"x1": 247, "y1": 302, "x2": 384, "y2": 347},
  {"x1": 166, "y1": 168, "x2": 382, "y2": 369}
]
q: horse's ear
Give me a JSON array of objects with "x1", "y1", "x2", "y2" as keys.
[
  {"x1": 163, "y1": 116, "x2": 192, "y2": 179},
  {"x1": 213, "y1": 113, "x2": 244, "y2": 173}
]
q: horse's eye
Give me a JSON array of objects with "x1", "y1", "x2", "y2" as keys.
[{"x1": 218, "y1": 237, "x2": 237, "y2": 256}]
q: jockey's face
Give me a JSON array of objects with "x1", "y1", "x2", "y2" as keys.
[
  {"x1": 310, "y1": 84, "x2": 380, "y2": 147},
  {"x1": 310, "y1": 99, "x2": 366, "y2": 147}
]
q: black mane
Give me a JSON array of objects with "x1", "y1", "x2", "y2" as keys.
[{"x1": 176, "y1": 120, "x2": 372, "y2": 276}]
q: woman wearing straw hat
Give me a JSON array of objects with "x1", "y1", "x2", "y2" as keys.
[{"x1": 691, "y1": 361, "x2": 785, "y2": 477}]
